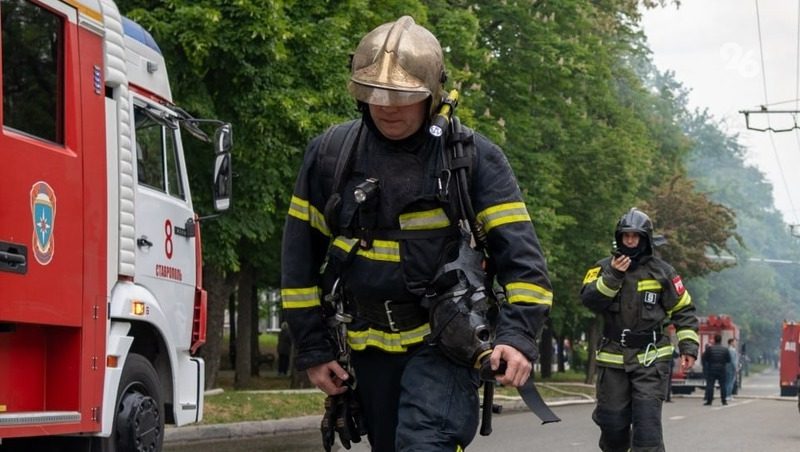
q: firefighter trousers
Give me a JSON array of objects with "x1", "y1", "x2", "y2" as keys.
[
  {"x1": 352, "y1": 343, "x2": 480, "y2": 452},
  {"x1": 593, "y1": 361, "x2": 670, "y2": 452}
]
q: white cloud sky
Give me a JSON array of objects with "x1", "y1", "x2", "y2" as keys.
[{"x1": 641, "y1": 0, "x2": 800, "y2": 224}]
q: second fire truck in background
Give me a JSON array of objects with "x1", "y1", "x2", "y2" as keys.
[
  {"x1": 779, "y1": 321, "x2": 800, "y2": 397},
  {"x1": 669, "y1": 315, "x2": 740, "y2": 395}
]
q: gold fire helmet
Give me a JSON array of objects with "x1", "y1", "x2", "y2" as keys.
[{"x1": 348, "y1": 16, "x2": 446, "y2": 114}]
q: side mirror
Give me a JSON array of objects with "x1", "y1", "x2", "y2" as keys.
[
  {"x1": 213, "y1": 152, "x2": 232, "y2": 211},
  {"x1": 215, "y1": 123, "x2": 233, "y2": 154},
  {"x1": 176, "y1": 115, "x2": 233, "y2": 212}
]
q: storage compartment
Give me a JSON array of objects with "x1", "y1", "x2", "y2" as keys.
[{"x1": 0, "y1": 324, "x2": 80, "y2": 412}]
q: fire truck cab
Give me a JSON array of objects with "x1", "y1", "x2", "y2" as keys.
[{"x1": 1, "y1": 1, "x2": 231, "y2": 450}]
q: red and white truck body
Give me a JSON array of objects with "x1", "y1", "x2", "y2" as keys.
[
  {"x1": 0, "y1": 0, "x2": 231, "y2": 449},
  {"x1": 779, "y1": 321, "x2": 800, "y2": 397}
]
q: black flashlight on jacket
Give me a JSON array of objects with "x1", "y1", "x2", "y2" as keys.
[
  {"x1": 354, "y1": 178, "x2": 380, "y2": 204},
  {"x1": 429, "y1": 90, "x2": 459, "y2": 137}
]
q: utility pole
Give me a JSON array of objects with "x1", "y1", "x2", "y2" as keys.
[
  {"x1": 739, "y1": 107, "x2": 800, "y2": 233},
  {"x1": 739, "y1": 107, "x2": 800, "y2": 133}
]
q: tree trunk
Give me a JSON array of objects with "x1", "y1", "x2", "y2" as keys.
[
  {"x1": 234, "y1": 266, "x2": 253, "y2": 389},
  {"x1": 198, "y1": 266, "x2": 235, "y2": 390},
  {"x1": 539, "y1": 322, "x2": 553, "y2": 379},
  {"x1": 556, "y1": 333, "x2": 566, "y2": 373},
  {"x1": 228, "y1": 292, "x2": 236, "y2": 369},
  {"x1": 585, "y1": 318, "x2": 602, "y2": 384},
  {"x1": 251, "y1": 286, "x2": 261, "y2": 377}
]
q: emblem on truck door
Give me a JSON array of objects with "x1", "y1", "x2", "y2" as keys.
[{"x1": 30, "y1": 181, "x2": 57, "y2": 265}]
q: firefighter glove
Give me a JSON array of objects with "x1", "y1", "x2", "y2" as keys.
[{"x1": 321, "y1": 389, "x2": 366, "y2": 451}]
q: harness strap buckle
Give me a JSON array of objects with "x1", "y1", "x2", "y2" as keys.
[
  {"x1": 359, "y1": 237, "x2": 373, "y2": 250},
  {"x1": 620, "y1": 328, "x2": 631, "y2": 348},
  {"x1": 384, "y1": 300, "x2": 399, "y2": 332},
  {"x1": 437, "y1": 169, "x2": 451, "y2": 202}
]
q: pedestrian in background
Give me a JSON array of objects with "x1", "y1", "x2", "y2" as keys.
[
  {"x1": 665, "y1": 348, "x2": 679, "y2": 402},
  {"x1": 726, "y1": 337, "x2": 739, "y2": 399},
  {"x1": 702, "y1": 334, "x2": 730, "y2": 405}
]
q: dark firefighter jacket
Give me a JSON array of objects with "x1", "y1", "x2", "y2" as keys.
[
  {"x1": 280, "y1": 118, "x2": 552, "y2": 371},
  {"x1": 580, "y1": 255, "x2": 699, "y2": 371},
  {"x1": 702, "y1": 343, "x2": 731, "y2": 373}
]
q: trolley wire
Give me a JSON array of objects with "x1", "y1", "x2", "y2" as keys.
[{"x1": 753, "y1": 0, "x2": 799, "y2": 223}]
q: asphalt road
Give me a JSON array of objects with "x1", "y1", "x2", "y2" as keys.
[
  {"x1": 467, "y1": 395, "x2": 799, "y2": 451},
  {"x1": 475, "y1": 366, "x2": 800, "y2": 451},
  {"x1": 165, "y1": 367, "x2": 799, "y2": 451}
]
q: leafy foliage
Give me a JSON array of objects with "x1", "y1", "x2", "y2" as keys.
[
  {"x1": 113, "y1": 0, "x2": 778, "y2": 383},
  {"x1": 641, "y1": 174, "x2": 740, "y2": 278}
]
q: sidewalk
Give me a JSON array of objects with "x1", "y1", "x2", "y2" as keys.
[
  {"x1": 164, "y1": 386, "x2": 595, "y2": 445},
  {"x1": 165, "y1": 368, "x2": 790, "y2": 445}
]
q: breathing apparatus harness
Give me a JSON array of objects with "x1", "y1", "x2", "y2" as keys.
[
  {"x1": 423, "y1": 91, "x2": 500, "y2": 435},
  {"x1": 423, "y1": 90, "x2": 560, "y2": 436},
  {"x1": 425, "y1": 90, "x2": 560, "y2": 433}
]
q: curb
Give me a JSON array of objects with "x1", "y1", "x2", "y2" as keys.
[
  {"x1": 671, "y1": 393, "x2": 795, "y2": 402},
  {"x1": 165, "y1": 415, "x2": 322, "y2": 444},
  {"x1": 164, "y1": 397, "x2": 594, "y2": 445}
]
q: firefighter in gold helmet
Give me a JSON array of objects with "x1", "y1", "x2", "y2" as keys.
[
  {"x1": 281, "y1": 16, "x2": 552, "y2": 451},
  {"x1": 581, "y1": 208, "x2": 699, "y2": 452}
]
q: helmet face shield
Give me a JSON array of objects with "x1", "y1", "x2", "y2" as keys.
[
  {"x1": 349, "y1": 16, "x2": 445, "y2": 113},
  {"x1": 347, "y1": 83, "x2": 430, "y2": 107}
]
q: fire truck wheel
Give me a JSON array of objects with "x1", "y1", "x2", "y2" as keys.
[{"x1": 94, "y1": 353, "x2": 164, "y2": 452}]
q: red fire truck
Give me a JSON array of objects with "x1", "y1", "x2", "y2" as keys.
[
  {"x1": 779, "y1": 321, "x2": 800, "y2": 397},
  {"x1": 670, "y1": 315, "x2": 739, "y2": 395},
  {"x1": 1, "y1": 1, "x2": 231, "y2": 450}
]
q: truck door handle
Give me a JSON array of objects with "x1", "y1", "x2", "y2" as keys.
[
  {"x1": 0, "y1": 251, "x2": 25, "y2": 264},
  {"x1": 0, "y1": 242, "x2": 27, "y2": 274},
  {"x1": 137, "y1": 236, "x2": 154, "y2": 248}
]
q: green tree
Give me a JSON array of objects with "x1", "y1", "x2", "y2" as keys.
[
  {"x1": 114, "y1": 0, "x2": 746, "y2": 387},
  {"x1": 117, "y1": 0, "x2": 378, "y2": 387},
  {"x1": 641, "y1": 174, "x2": 739, "y2": 278}
]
